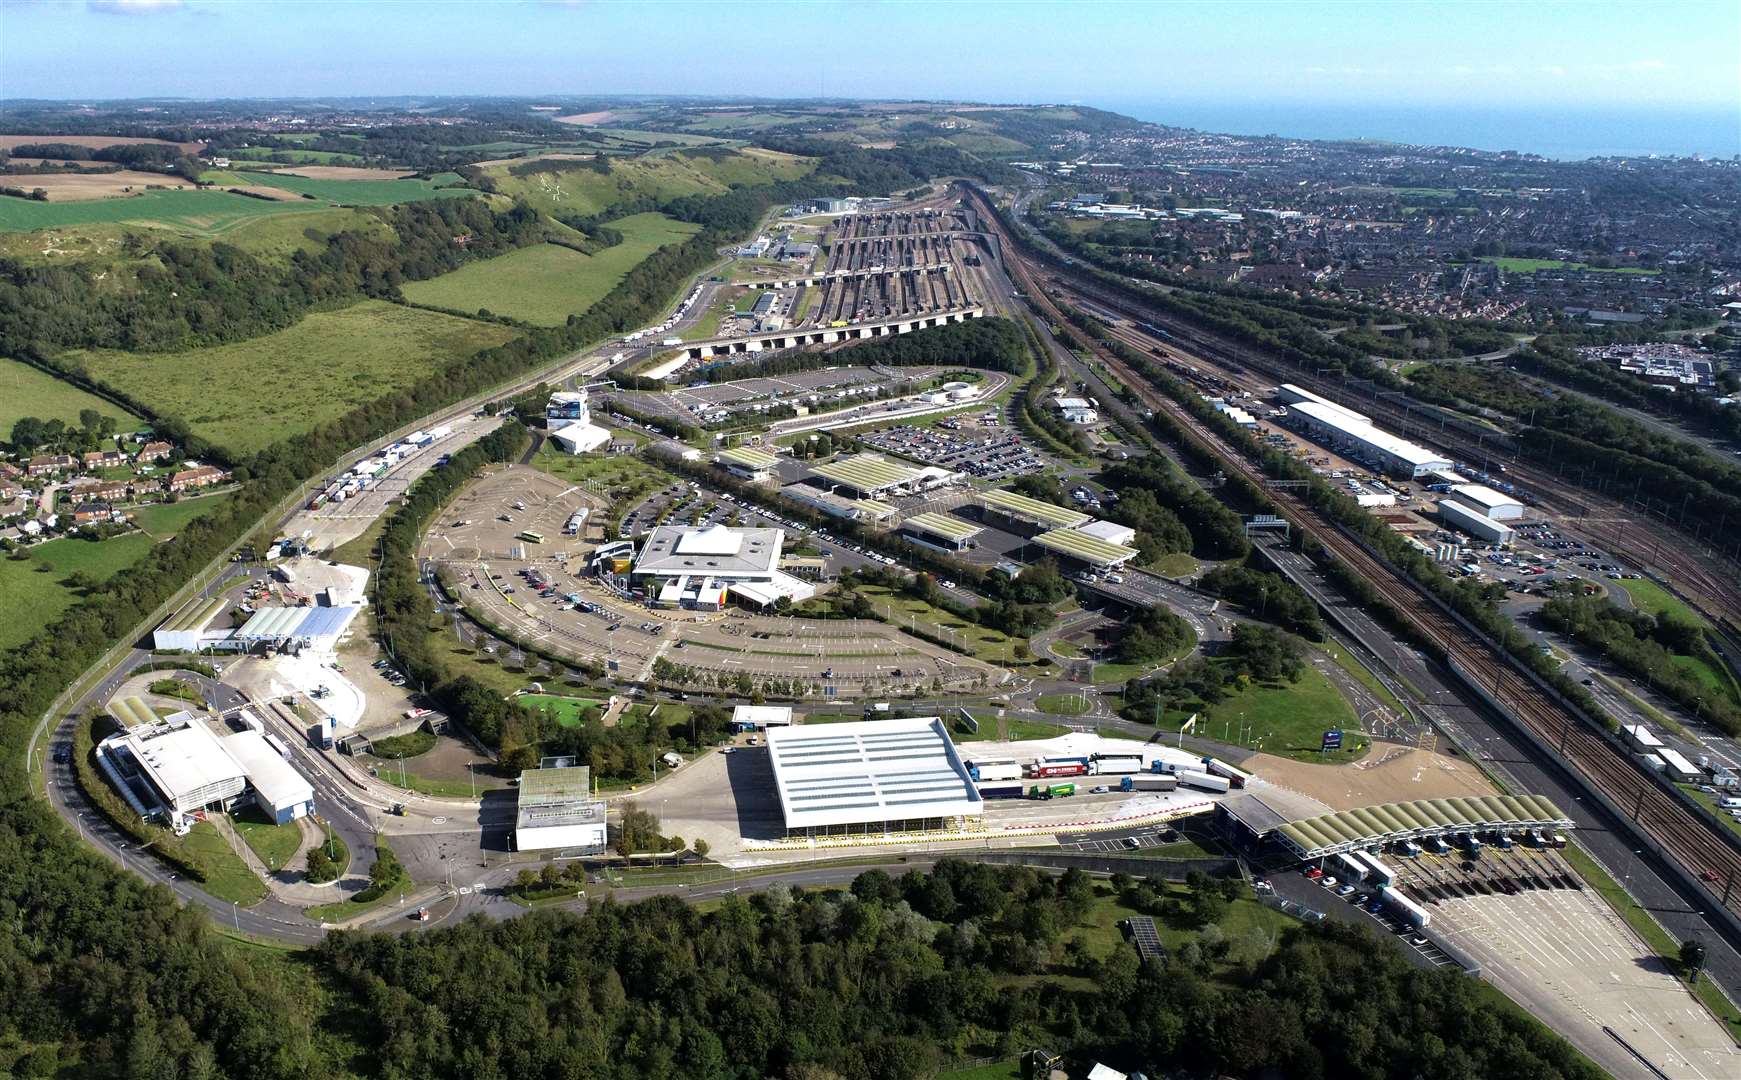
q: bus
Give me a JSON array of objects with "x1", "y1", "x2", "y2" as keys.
[{"x1": 518, "y1": 531, "x2": 544, "y2": 544}]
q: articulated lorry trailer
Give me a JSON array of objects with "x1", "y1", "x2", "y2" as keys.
[
  {"x1": 1177, "y1": 770, "x2": 1231, "y2": 793},
  {"x1": 1118, "y1": 775, "x2": 1179, "y2": 793}
]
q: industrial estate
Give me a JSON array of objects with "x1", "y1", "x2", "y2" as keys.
[{"x1": 3, "y1": 73, "x2": 1740, "y2": 1080}]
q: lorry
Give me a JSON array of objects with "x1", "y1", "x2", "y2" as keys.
[
  {"x1": 1089, "y1": 754, "x2": 1143, "y2": 776},
  {"x1": 1380, "y1": 885, "x2": 1431, "y2": 929},
  {"x1": 1177, "y1": 770, "x2": 1231, "y2": 793},
  {"x1": 1028, "y1": 783, "x2": 1077, "y2": 800},
  {"x1": 307, "y1": 721, "x2": 334, "y2": 751},
  {"x1": 1118, "y1": 774, "x2": 1179, "y2": 793},
  {"x1": 1029, "y1": 762, "x2": 1089, "y2": 779},
  {"x1": 969, "y1": 761, "x2": 1023, "y2": 782},
  {"x1": 1203, "y1": 756, "x2": 1253, "y2": 788},
  {"x1": 977, "y1": 784, "x2": 1025, "y2": 800}
]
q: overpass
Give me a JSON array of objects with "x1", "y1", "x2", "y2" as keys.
[{"x1": 676, "y1": 306, "x2": 985, "y2": 361}]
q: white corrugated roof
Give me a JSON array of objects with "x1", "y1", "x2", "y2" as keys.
[
  {"x1": 1290, "y1": 401, "x2": 1451, "y2": 468},
  {"x1": 120, "y1": 715, "x2": 245, "y2": 804},
  {"x1": 765, "y1": 716, "x2": 982, "y2": 829},
  {"x1": 222, "y1": 730, "x2": 313, "y2": 813}
]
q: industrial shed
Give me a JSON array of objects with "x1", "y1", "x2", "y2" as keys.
[
  {"x1": 222, "y1": 730, "x2": 315, "y2": 824},
  {"x1": 901, "y1": 511, "x2": 983, "y2": 550},
  {"x1": 807, "y1": 453, "x2": 924, "y2": 498},
  {"x1": 716, "y1": 446, "x2": 781, "y2": 481},
  {"x1": 1032, "y1": 527, "x2": 1140, "y2": 571},
  {"x1": 1439, "y1": 499, "x2": 1516, "y2": 546},
  {"x1": 765, "y1": 716, "x2": 983, "y2": 837},
  {"x1": 1450, "y1": 484, "x2": 1524, "y2": 521},
  {"x1": 96, "y1": 712, "x2": 247, "y2": 825},
  {"x1": 975, "y1": 488, "x2": 1092, "y2": 534},
  {"x1": 1286, "y1": 400, "x2": 1453, "y2": 478},
  {"x1": 152, "y1": 596, "x2": 230, "y2": 652},
  {"x1": 514, "y1": 765, "x2": 607, "y2": 853},
  {"x1": 1273, "y1": 795, "x2": 1572, "y2": 860}
]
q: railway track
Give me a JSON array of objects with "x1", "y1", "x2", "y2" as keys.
[
  {"x1": 963, "y1": 187, "x2": 1741, "y2": 917},
  {"x1": 1044, "y1": 269, "x2": 1741, "y2": 630}
]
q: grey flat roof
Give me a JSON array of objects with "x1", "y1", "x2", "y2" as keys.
[{"x1": 632, "y1": 525, "x2": 782, "y2": 577}]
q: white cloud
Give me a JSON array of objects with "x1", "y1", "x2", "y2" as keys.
[{"x1": 88, "y1": 0, "x2": 183, "y2": 13}]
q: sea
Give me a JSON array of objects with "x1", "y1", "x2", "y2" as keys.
[{"x1": 1095, "y1": 99, "x2": 1741, "y2": 161}]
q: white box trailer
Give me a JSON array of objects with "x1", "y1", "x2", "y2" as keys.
[
  {"x1": 1204, "y1": 756, "x2": 1252, "y2": 788},
  {"x1": 1091, "y1": 757, "x2": 1142, "y2": 776},
  {"x1": 1381, "y1": 885, "x2": 1431, "y2": 928},
  {"x1": 1354, "y1": 850, "x2": 1397, "y2": 888},
  {"x1": 970, "y1": 762, "x2": 1023, "y2": 782},
  {"x1": 1177, "y1": 770, "x2": 1231, "y2": 793},
  {"x1": 1335, "y1": 852, "x2": 1369, "y2": 882}
]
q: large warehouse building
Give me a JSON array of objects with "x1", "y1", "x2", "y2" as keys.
[
  {"x1": 1450, "y1": 484, "x2": 1524, "y2": 521},
  {"x1": 765, "y1": 716, "x2": 984, "y2": 838},
  {"x1": 1284, "y1": 400, "x2": 1453, "y2": 479},
  {"x1": 631, "y1": 524, "x2": 815, "y2": 609},
  {"x1": 514, "y1": 765, "x2": 607, "y2": 853},
  {"x1": 95, "y1": 711, "x2": 315, "y2": 828}
]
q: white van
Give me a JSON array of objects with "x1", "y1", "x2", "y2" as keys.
[{"x1": 1721, "y1": 796, "x2": 1741, "y2": 810}]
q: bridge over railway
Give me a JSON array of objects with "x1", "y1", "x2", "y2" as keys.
[{"x1": 675, "y1": 305, "x2": 984, "y2": 361}]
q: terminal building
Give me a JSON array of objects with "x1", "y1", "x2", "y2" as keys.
[
  {"x1": 804, "y1": 453, "x2": 952, "y2": 500},
  {"x1": 1032, "y1": 527, "x2": 1140, "y2": 572},
  {"x1": 631, "y1": 524, "x2": 816, "y2": 610},
  {"x1": 96, "y1": 711, "x2": 315, "y2": 829},
  {"x1": 765, "y1": 716, "x2": 983, "y2": 838},
  {"x1": 974, "y1": 488, "x2": 1093, "y2": 536},
  {"x1": 514, "y1": 765, "x2": 607, "y2": 853}
]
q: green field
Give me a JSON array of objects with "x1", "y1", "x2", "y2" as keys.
[
  {"x1": 224, "y1": 171, "x2": 476, "y2": 207},
  {"x1": 1148, "y1": 659, "x2": 1364, "y2": 762},
  {"x1": 485, "y1": 149, "x2": 813, "y2": 217},
  {"x1": 0, "y1": 531, "x2": 155, "y2": 651},
  {"x1": 182, "y1": 821, "x2": 270, "y2": 906},
  {"x1": 132, "y1": 493, "x2": 231, "y2": 539},
  {"x1": 1616, "y1": 577, "x2": 1706, "y2": 626},
  {"x1": 0, "y1": 187, "x2": 369, "y2": 237},
  {"x1": 0, "y1": 356, "x2": 141, "y2": 434},
  {"x1": 402, "y1": 214, "x2": 701, "y2": 325},
  {"x1": 231, "y1": 809, "x2": 303, "y2": 873},
  {"x1": 67, "y1": 300, "x2": 519, "y2": 454},
  {"x1": 1035, "y1": 692, "x2": 1092, "y2": 717},
  {"x1": 521, "y1": 693, "x2": 606, "y2": 727},
  {"x1": 1482, "y1": 256, "x2": 1660, "y2": 275}
]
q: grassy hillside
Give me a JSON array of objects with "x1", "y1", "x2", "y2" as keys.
[
  {"x1": 0, "y1": 356, "x2": 141, "y2": 433},
  {"x1": 221, "y1": 171, "x2": 475, "y2": 207},
  {"x1": 402, "y1": 213, "x2": 700, "y2": 325},
  {"x1": 66, "y1": 301, "x2": 518, "y2": 454},
  {"x1": 484, "y1": 148, "x2": 813, "y2": 217}
]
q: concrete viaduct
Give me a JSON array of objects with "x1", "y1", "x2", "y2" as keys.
[{"x1": 677, "y1": 306, "x2": 985, "y2": 361}]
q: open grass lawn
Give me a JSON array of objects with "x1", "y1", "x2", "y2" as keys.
[
  {"x1": 1152, "y1": 552, "x2": 1200, "y2": 578},
  {"x1": 1035, "y1": 692, "x2": 1092, "y2": 717},
  {"x1": 854, "y1": 583, "x2": 1032, "y2": 665},
  {"x1": 182, "y1": 821, "x2": 269, "y2": 906},
  {"x1": 68, "y1": 300, "x2": 519, "y2": 454},
  {"x1": 133, "y1": 492, "x2": 230, "y2": 539},
  {"x1": 231, "y1": 808, "x2": 303, "y2": 873},
  {"x1": 0, "y1": 531, "x2": 155, "y2": 651},
  {"x1": 1149, "y1": 659, "x2": 1364, "y2": 763},
  {"x1": 0, "y1": 356, "x2": 141, "y2": 432},
  {"x1": 1482, "y1": 256, "x2": 1659, "y2": 275},
  {"x1": 402, "y1": 214, "x2": 700, "y2": 326},
  {"x1": 1617, "y1": 577, "x2": 1707, "y2": 626},
  {"x1": 522, "y1": 693, "x2": 606, "y2": 727},
  {"x1": 1069, "y1": 882, "x2": 1293, "y2": 969}
]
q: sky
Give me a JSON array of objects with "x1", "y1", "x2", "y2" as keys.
[{"x1": 2, "y1": 0, "x2": 1738, "y2": 115}]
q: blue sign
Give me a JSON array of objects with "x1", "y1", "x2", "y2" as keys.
[{"x1": 1321, "y1": 729, "x2": 1344, "y2": 752}]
